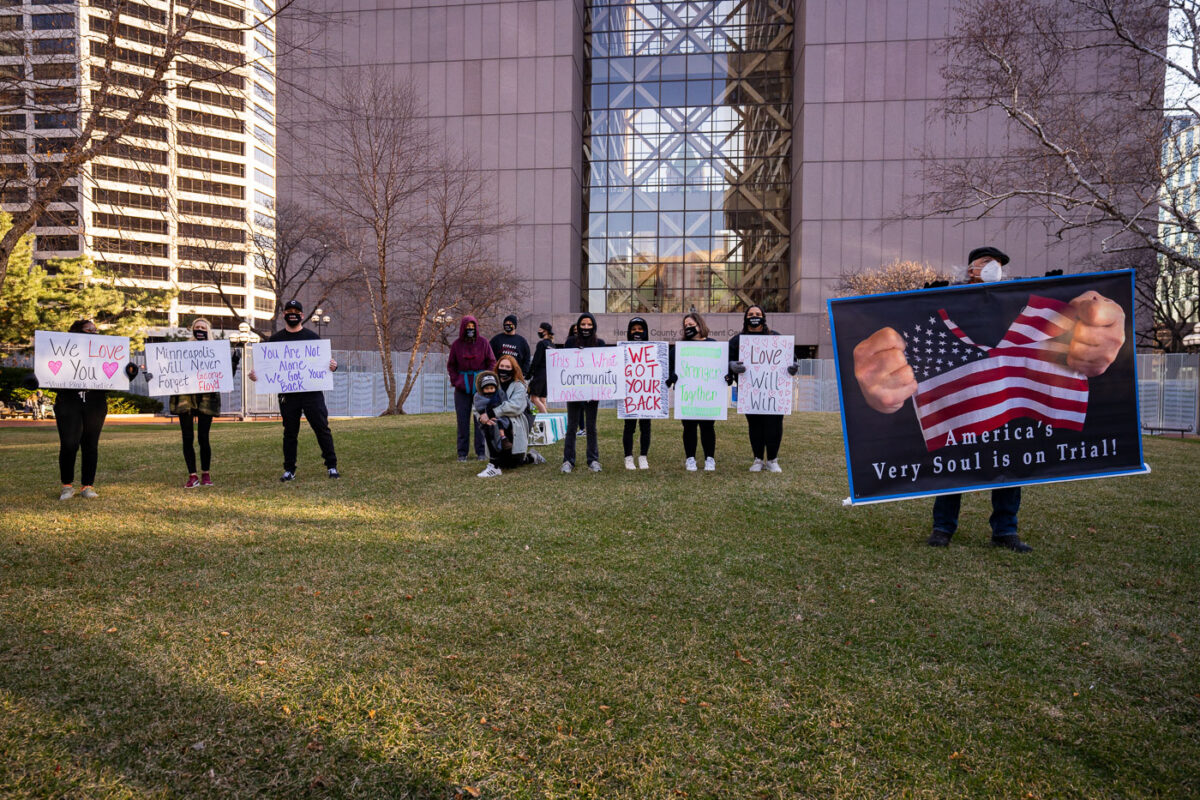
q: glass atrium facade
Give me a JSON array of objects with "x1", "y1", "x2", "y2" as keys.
[{"x1": 583, "y1": 0, "x2": 793, "y2": 313}]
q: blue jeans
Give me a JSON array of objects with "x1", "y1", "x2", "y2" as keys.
[{"x1": 932, "y1": 487, "x2": 1021, "y2": 538}]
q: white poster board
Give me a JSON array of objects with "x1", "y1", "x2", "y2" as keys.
[
  {"x1": 34, "y1": 330, "x2": 131, "y2": 391},
  {"x1": 618, "y1": 341, "x2": 669, "y2": 419},
  {"x1": 737, "y1": 335, "x2": 793, "y2": 415},
  {"x1": 546, "y1": 346, "x2": 622, "y2": 402},
  {"x1": 252, "y1": 339, "x2": 333, "y2": 394},
  {"x1": 143, "y1": 340, "x2": 234, "y2": 396},
  {"x1": 673, "y1": 341, "x2": 729, "y2": 420}
]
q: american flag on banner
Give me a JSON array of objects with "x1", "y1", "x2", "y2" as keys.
[{"x1": 903, "y1": 295, "x2": 1089, "y2": 451}]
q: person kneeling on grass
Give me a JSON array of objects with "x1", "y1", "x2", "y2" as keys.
[
  {"x1": 473, "y1": 372, "x2": 512, "y2": 455},
  {"x1": 475, "y1": 354, "x2": 545, "y2": 478}
]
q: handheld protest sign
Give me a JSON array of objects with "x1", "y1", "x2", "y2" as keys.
[
  {"x1": 144, "y1": 340, "x2": 234, "y2": 396},
  {"x1": 828, "y1": 270, "x2": 1148, "y2": 505},
  {"x1": 252, "y1": 339, "x2": 333, "y2": 394},
  {"x1": 736, "y1": 335, "x2": 794, "y2": 415},
  {"x1": 673, "y1": 341, "x2": 729, "y2": 420},
  {"x1": 546, "y1": 346, "x2": 622, "y2": 402},
  {"x1": 618, "y1": 341, "x2": 669, "y2": 419},
  {"x1": 34, "y1": 330, "x2": 131, "y2": 391}
]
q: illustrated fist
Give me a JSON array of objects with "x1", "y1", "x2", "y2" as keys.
[
  {"x1": 852, "y1": 327, "x2": 917, "y2": 414},
  {"x1": 1066, "y1": 291, "x2": 1125, "y2": 377}
]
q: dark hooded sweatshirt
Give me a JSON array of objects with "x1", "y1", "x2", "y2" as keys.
[
  {"x1": 563, "y1": 312, "x2": 607, "y2": 349},
  {"x1": 448, "y1": 315, "x2": 496, "y2": 395},
  {"x1": 726, "y1": 308, "x2": 779, "y2": 385},
  {"x1": 489, "y1": 314, "x2": 531, "y2": 375}
]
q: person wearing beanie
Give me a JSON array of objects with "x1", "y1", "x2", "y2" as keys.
[
  {"x1": 447, "y1": 315, "x2": 496, "y2": 461},
  {"x1": 527, "y1": 321, "x2": 554, "y2": 413},
  {"x1": 561, "y1": 312, "x2": 606, "y2": 473},
  {"x1": 248, "y1": 300, "x2": 341, "y2": 481},
  {"x1": 490, "y1": 313, "x2": 531, "y2": 376},
  {"x1": 621, "y1": 317, "x2": 654, "y2": 470},
  {"x1": 667, "y1": 312, "x2": 719, "y2": 471}
]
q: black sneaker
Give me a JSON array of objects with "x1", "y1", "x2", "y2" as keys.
[
  {"x1": 328, "y1": 468, "x2": 341, "y2": 479},
  {"x1": 992, "y1": 534, "x2": 1032, "y2": 553},
  {"x1": 280, "y1": 471, "x2": 295, "y2": 482},
  {"x1": 927, "y1": 529, "x2": 953, "y2": 547}
]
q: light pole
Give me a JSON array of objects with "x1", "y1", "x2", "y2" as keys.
[
  {"x1": 311, "y1": 307, "x2": 332, "y2": 337},
  {"x1": 229, "y1": 321, "x2": 259, "y2": 420}
]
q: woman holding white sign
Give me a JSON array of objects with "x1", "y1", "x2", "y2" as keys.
[
  {"x1": 561, "y1": 312, "x2": 607, "y2": 473},
  {"x1": 622, "y1": 317, "x2": 653, "y2": 470},
  {"x1": 163, "y1": 318, "x2": 240, "y2": 488},
  {"x1": 726, "y1": 306, "x2": 797, "y2": 473},
  {"x1": 669, "y1": 312, "x2": 719, "y2": 472}
]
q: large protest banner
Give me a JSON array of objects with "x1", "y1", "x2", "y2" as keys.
[
  {"x1": 674, "y1": 341, "x2": 729, "y2": 420},
  {"x1": 737, "y1": 335, "x2": 794, "y2": 415},
  {"x1": 828, "y1": 270, "x2": 1148, "y2": 505},
  {"x1": 547, "y1": 346, "x2": 622, "y2": 402},
  {"x1": 34, "y1": 330, "x2": 130, "y2": 391},
  {"x1": 252, "y1": 339, "x2": 333, "y2": 394},
  {"x1": 618, "y1": 341, "x2": 669, "y2": 419},
  {"x1": 144, "y1": 340, "x2": 234, "y2": 396}
]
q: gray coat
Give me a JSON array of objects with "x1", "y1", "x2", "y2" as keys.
[{"x1": 479, "y1": 379, "x2": 530, "y2": 456}]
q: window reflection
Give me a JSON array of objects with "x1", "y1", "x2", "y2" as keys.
[{"x1": 583, "y1": 0, "x2": 792, "y2": 313}]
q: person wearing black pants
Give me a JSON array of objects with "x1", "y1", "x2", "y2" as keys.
[
  {"x1": 669, "y1": 312, "x2": 719, "y2": 472},
  {"x1": 726, "y1": 305, "x2": 788, "y2": 473},
  {"x1": 561, "y1": 312, "x2": 606, "y2": 473},
  {"x1": 447, "y1": 315, "x2": 495, "y2": 461},
  {"x1": 54, "y1": 387, "x2": 107, "y2": 500},
  {"x1": 164, "y1": 317, "x2": 240, "y2": 488},
  {"x1": 249, "y1": 300, "x2": 341, "y2": 481},
  {"x1": 621, "y1": 317, "x2": 653, "y2": 470}
]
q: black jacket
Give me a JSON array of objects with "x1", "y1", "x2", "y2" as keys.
[{"x1": 727, "y1": 309, "x2": 778, "y2": 385}]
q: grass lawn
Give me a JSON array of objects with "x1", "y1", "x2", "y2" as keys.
[{"x1": 0, "y1": 412, "x2": 1197, "y2": 799}]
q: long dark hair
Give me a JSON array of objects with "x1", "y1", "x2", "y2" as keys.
[
  {"x1": 682, "y1": 312, "x2": 710, "y2": 340},
  {"x1": 68, "y1": 319, "x2": 94, "y2": 334}
]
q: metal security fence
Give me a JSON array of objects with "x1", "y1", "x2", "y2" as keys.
[{"x1": 1138, "y1": 353, "x2": 1200, "y2": 434}]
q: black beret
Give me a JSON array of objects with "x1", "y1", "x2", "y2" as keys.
[{"x1": 967, "y1": 246, "x2": 1010, "y2": 266}]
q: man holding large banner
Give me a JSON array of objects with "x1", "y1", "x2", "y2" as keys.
[
  {"x1": 829, "y1": 246, "x2": 1144, "y2": 553},
  {"x1": 248, "y1": 300, "x2": 341, "y2": 481}
]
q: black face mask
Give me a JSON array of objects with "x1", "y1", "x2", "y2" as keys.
[
  {"x1": 284, "y1": 313, "x2": 302, "y2": 326},
  {"x1": 538, "y1": 331, "x2": 548, "y2": 339},
  {"x1": 465, "y1": 327, "x2": 476, "y2": 340},
  {"x1": 748, "y1": 316, "x2": 764, "y2": 328},
  {"x1": 579, "y1": 326, "x2": 594, "y2": 338},
  {"x1": 497, "y1": 368, "x2": 514, "y2": 381},
  {"x1": 504, "y1": 323, "x2": 515, "y2": 334},
  {"x1": 683, "y1": 325, "x2": 698, "y2": 340},
  {"x1": 630, "y1": 328, "x2": 647, "y2": 341},
  {"x1": 193, "y1": 329, "x2": 209, "y2": 341}
]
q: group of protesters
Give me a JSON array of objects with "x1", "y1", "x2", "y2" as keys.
[{"x1": 447, "y1": 306, "x2": 793, "y2": 479}]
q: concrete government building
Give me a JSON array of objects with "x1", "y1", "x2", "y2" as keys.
[{"x1": 280, "y1": 0, "x2": 1106, "y2": 355}]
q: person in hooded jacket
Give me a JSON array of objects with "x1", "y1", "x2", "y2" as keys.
[
  {"x1": 621, "y1": 317, "x2": 654, "y2": 470},
  {"x1": 726, "y1": 305, "x2": 802, "y2": 473},
  {"x1": 667, "y1": 312, "x2": 719, "y2": 471},
  {"x1": 447, "y1": 315, "x2": 496, "y2": 461},
  {"x1": 490, "y1": 314, "x2": 531, "y2": 376},
  {"x1": 561, "y1": 312, "x2": 606, "y2": 472},
  {"x1": 527, "y1": 322, "x2": 554, "y2": 413}
]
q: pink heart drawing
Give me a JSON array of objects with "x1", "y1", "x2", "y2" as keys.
[
  {"x1": 47, "y1": 360, "x2": 62, "y2": 375},
  {"x1": 102, "y1": 361, "x2": 119, "y2": 379}
]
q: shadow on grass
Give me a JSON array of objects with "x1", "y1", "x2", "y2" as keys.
[{"x1": 0, "y1": 621, "x2": 454, "y2": 799}]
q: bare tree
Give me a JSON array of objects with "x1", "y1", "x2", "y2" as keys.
[
  {"x1": 296, "y1": 68, "x2": 519, "y2": 414},
  {"x1": 917, "y1": 0, "x2": 1198, "y2": 349},
  {"x1": 837, "y1": 260, "x2": 950, "y2": 296},
  {"x1": 248, "y1": 199, "x2": 338, "y2": 332}
]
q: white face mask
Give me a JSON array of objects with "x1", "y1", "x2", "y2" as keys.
[{"x1": 979, "y1": 260, "x2": 1003, "y2": 283}]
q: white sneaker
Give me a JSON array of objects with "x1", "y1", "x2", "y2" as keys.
[
  {"x1": 80, "y1": 487, "x2": 99, "y2": 499},
  {"x1": 625, "y1": 455, "x2": 636, "y2": 471},
  {"x1": 476, "y1": 464, "x2": 502, "y2": 478},
  {"x1": 704, "y1": 457, "x2": 716, "y2": 471},
  {"x1": 589, "y1": 460, "x2": 602, "y2": 473},
  {"x1": 685, "y1": 457, "x2": 697, "y2": 472},
  {"x1": 561, "y1": 461, "x2": 573, "y2": 473},
  {"x1": 765, "y1": 459, "x2": 782, "y2": 473},
  {"x1": 637, "y1": 455, "x2": 649, "y2": 470},
  {"x1": 749, "y1": 458, "x2": 763, "y2": 472},
  {"x1": 528, "y1": 449, "x2": 547, "y2": 465},
  {"x1": 59, "y1": 485, "x2": 75, "y2": 501}
]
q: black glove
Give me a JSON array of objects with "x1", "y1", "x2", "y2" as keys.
[
  {"x1": 230, "y1": 349, "x2": 242, "y2": 376},
  {"x1": 728, "y1": 360, "x2": 746, "y2": 375},
  {"x1": 666, "y1": 372, "x2": 678, "y2": 387},
  {"x1": 786, "y1": 360, "x2": 802, "y2": 376},
  {"x1": 124, "y1": 362, "x2": 139, "y2": 381}
]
